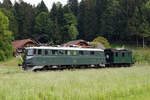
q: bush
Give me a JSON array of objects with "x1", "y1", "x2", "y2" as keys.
[
  {"x1": 93, "y1": 36, "x2": 111, "y2": 48},
  {"x1": 132, "y1": 49, "x2": 150, "y2": 64},
  {"x1": 88, "y1": 42, "x2": 98, "y2": 48},
  {"x1": 0, "y1": 50, "x2": 6, "y2": 61}
]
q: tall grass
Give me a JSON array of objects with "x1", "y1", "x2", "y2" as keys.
[
  {"x1": 132, "y1": 48, "x2": 150, "y2": 64},
  {"x1": 0, "y1": 48, "x2": 150, "y2": 100},
  {"x1": 0, "y1": 57, "x2": 22, "y2": 73},
  {"x1": 0, "y1": 66, "x2": 150, "y2": 100}
]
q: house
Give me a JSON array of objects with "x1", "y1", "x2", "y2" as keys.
[
  {"x1": 12, "y1": 39, "x2": 38, "y2": 56},
  {"x1": 61, "y1": 40, "x2": 89, "y2": 48}
]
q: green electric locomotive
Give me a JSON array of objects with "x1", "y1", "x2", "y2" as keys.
[{"x1": 22, "y1": 47, "x2": 106, "y2": 71}]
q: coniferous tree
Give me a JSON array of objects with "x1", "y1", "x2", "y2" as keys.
[
  {"x1": 78, "y1": 0, "x2": 86, "y2": 39},
  {"x1": 34, "y1": 12, "x2": 52, "y2": 43},
  {"x1": 68, "y1": 0, "x2": 79, "y2": 16},
  {"x1": 2, "y1": 0, "x2": 12, "y2": 10},
  {"x1": 50, "y1": 3, "x2": 62, "y2": 44},
  {"x1": 36, "y1": 0, "x2": 48, "y2": 15},
  {"x1": 78, "y1": 0, "x2": 97, "y2": 41},
  {"x1": 13, "y1": 1, "x2": 36, "y2": 39},
  {"x1": 61, "y1": 7, "x2": 78, "y2": 42}
]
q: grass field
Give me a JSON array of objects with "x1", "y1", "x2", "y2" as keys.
[{"x1": 0, "y1": 58, "x2": 150, "y2": 100}]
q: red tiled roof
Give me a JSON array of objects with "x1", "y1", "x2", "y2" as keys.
[
  {"x1": 12, "y1": 39, "x2": 37, "y2": 50},
  {"x1": 62, "y1": 40, "x2": 88, "y2": 47}
]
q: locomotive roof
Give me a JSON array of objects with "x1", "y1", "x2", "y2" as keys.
[
  {"x1": 26, "y1": 46, "x2": 104, "y2": 51},
  {"x1": 105, "y1": 48, "x2": 131, "y2": 52}
]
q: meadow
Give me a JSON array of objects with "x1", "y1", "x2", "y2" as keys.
[{"x1": 0, "y1": 57, "x2": 150, "y2": 100}]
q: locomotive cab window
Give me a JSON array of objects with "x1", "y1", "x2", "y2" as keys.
[
  {"x1": 122, "y1": 52, "x2": 125, "y2": 57},
  {"x1": 38, "y1": 49, "x2": 42, "y2": 55},
  {"x1": 27, "y1": 49, "x2": 33, "y2": 56}
]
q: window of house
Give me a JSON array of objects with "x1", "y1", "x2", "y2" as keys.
[{"x1": 80, "y1": 43, "x2": 84, "y2": 46}]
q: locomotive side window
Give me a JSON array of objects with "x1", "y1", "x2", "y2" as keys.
[
  {"x1": 73, "y1": 51, "x2": 77, "y2": 56},
  {"x1": 38, "y1": 49, "x2": 42, "y2": 55},
  {"x1": 84, "y1": 51, "x2": 88, "y2": 55},
  {"x1": 52, "y1": 50, "x2": 58, "y2": 55},
  {"x1": 116, "y1": 52, "x2": 118, "y2": 57},
  {"x1": 90, "y1": 51, "x2": 95, "y2": 55},
  {"x1": 59, "y1": 51, "x2": 64, "y2": 55},
  {"x1": 45, "y1": 50, "x2": 48, "y2": 55},
  {"x1": 33, "y1": 49, "x2": 36, "y2": 55},
  {"x1": 65, "y1": 51, "x2": 68, "y2": 55},
  {"x1": 122, "y1": 53, "x2": 125, "y2": 57},
  {"x1": 79, "y1": 51, "x2": 84, "y2": 55},
  {"x1": 67, "y1": 51, "x2": 71, "y2": 55}
]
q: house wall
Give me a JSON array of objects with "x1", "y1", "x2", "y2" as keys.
[{"x1": 76, "y1": 42, "x2": 88, "y2": 48}]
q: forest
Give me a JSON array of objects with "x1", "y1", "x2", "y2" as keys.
[{"x1": 0, "y1": 0, "x2": 150, "y2": 61}]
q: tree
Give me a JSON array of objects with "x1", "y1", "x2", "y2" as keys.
[
  {"x1": 78, "y1": 0, "x2": 97, "y2": 41},
  {"x1": 34, "y1": 12, "x2": 52, "y2": 43},
  {"x1": 100, "y1": 0, "x2": 122, "y2": 41},
  {"x1": 93, "y1": 36, "x2": 111, "y2": 48},
  {"x1": 50, "y1": 3, "x2": 58, "y2": 21},
  {"x1": 0, "y1": 8, "x2": 18, "y2": 39},
  {"x1": 138, "y1": 19, "x2": 150, "y2": 48},
  {"x1": 68, "y1": 0, "x2": 79, "y2": 16},
  {"x1": 36, "y1": 0, "x2": 48, "y2": 15},
  {"x1": 51, "y1": 18, "x2": 61, "y2": 44},
  {"x1": 50, "y1": 2, "x2": 64, "y2": 44},
  {"x1": 13, "y1": 1, "x2": 36, "y2": 39},
  {"x1": 0, "y1": 11, "x2": 13, "y2": 61},
  {"x1": 61, "y1": 12, "x2": 78, "y2": 42},
  {"x1": 2, "y1": 0, "x2": 12, "y2": 10}
]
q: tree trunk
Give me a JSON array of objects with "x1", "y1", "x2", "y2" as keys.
[
  {"x1": 136, "y1": 36, "x2": 138, "y2": 47},
  {"x1": 143, "y1": 37, "x2": 145, "y2": 48}
]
